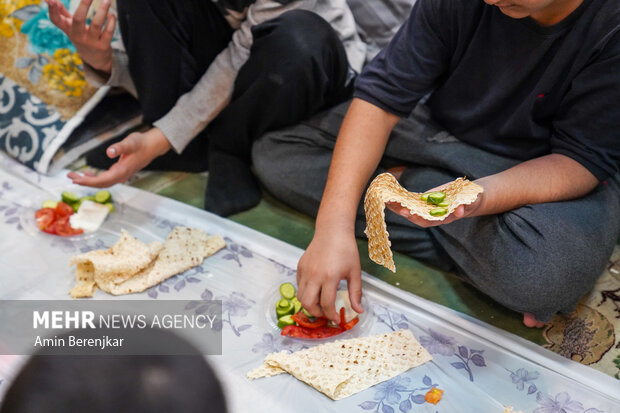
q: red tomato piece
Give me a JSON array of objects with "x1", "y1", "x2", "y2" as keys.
[
  {"x1": 54, "y1": 216, "x2": 72, "y2": 236},
  {"x1": 280, "y1": 325, "x2": 312, "y2": 338},
  {"x1": 280, "y1": 325, "x2": 344, "y2": 339},
  {"x1": 55, "y1": 202, "x2": 74, "y2": 217},
  {"x1": 342, "y1": 316, "x2": 359, "y2": 331},
  {"x1": 306, "y1": 326, "x2": 344, "y2": 339},
  {"x1": 55, "y1": 216, "x2": 83, "y2": 237},
  {"x1": 291, "y1": 312, "x2": 328, "y2": 329},
  {"x1": 42, "y1": 220, "x2": 58, "y2": 235},
  {"x1": 35, "y1": 208, "x2": 56, "y2": 231},
  {"x1": 71, "y1": 226, "x2": 84, "y2": 236},
  {"x1": 339, "y1": 307, "x2": 346, "y2": 329}
]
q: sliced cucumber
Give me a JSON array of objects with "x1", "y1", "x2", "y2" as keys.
[
  {"x1": 420, "y1": 193, "x2": 429, "y2": 202},
  {"x1": 72, "y1": 201, "x2": 82, "y2": 213},
  {"x1": 104, "y1": 202, "x2": 115, "y2": 213},
  {"x1": 427, "y1": 191, "x2": 446, "y2": 205},
  {"x1": 61, "y1": 191, "x2": 80, "y2": 204},
  {"x1": 291, "y1": 297, "x2": 302, "y2": 314},
  {"x1": 276, "y1": 305, "x2": 294, "y2": 318},
  {"x1": 276, "y1": 300, "x2": 294, "y2": 317},
  {"x1": 279, "y1": 282, "x2": 296, "y2": 300},
  {"x1": 302, "y1": 308, "x2": 312, "y2": 318},
  {"x1": 277, "y1": 314, "x2": 296, "y2": 329},
  {"x1": 429, "y1": 207, "x2": 448, "y2": 216},
  {"x1": 80, "y1": 195, "x2": 95, "y2": 203},
  {"x1": 437, "y1": 201, "x2": 450, "y2": 208},
  {"x1": 94, "y1": 190, "x2": 111, "y2": 204},
  {"x1": 41, "y1": 200, "x2": 57, "y2": 209}
]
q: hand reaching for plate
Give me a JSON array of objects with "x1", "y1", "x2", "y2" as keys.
[
  {"x1": 46, "y1": 0, "x2": 116, "y2": 74},
  {"x1": 67, "y1": 128, "x2": 172, "y2": 188},
  {"x1": 297, "y1": 228, "x2": 364, "y2": 324}
]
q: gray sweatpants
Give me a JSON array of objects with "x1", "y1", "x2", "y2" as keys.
[{"x1": 252, "y1": 100, "x2": 620, "y2": 322}]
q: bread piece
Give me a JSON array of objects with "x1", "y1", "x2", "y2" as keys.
[{"x1": 364, "y1": 173, "x2": 483, "y2": 271}]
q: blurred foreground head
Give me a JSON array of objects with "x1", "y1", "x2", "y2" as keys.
[{"x1": 0, "y1": 329, "x2": 227, "y2": 413}]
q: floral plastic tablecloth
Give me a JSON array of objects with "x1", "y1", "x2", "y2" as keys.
[{"x1": 0, "y1": 152, "x2": 618, "y2": 413}]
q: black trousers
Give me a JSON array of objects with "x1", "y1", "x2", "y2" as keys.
[{"x1": 88, "y1": 0, "x2": 353, "y2": 214}]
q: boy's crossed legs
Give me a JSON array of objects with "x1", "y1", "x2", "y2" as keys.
[{"x1": 253, "y1": 100, "x2": 620, "y2": 326}]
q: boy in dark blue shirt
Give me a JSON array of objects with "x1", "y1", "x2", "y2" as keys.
[{"x1": 253, "y1": 0, "x2": 620, "y2": 327}]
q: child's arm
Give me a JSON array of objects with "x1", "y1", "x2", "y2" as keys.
[
  {"x1": 63, "y1": 0, "x2": 363, "y2": 187},
  {"x1": 389, "y1": 153, "x2": 599, "y2": 228},
  {"x1": 297, "y1": 98, "x2": 399, "y2": 323},
  {"x1": 299, "y1": 105, "x2": 599, "y2": 322}
]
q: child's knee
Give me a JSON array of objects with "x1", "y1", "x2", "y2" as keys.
[
  {"x1": 483, "y1": 235, "x2": 601, "y2": 321},
  {"x1": 252, "y1": 132, "x2": 283, "y2": 188}
]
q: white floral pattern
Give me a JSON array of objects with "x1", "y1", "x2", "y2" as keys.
[{"x1": 0, "y1": 74, "x2": 65, "y2": 170}]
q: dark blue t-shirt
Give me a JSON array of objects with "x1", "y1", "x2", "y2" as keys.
[{"x1": 355, "y1": 0, "x2": 620, "y2": 180}]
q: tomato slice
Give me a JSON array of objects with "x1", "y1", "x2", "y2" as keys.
[
  {"x1": 306, "y1": 326, "x2": 344, "y2": 339},
  {"x1": 337, "y1": 307, "x2": 359, "y2": 331},
  {"x1": 71, "y1": 226, "x2": 84, "y2": 236},
  {"x1": 281, "y1": 325, "x2": 344, "y2": 339},
  {"x1": 291, "y1": 312, "x2": 328, "y2": 329},
  {"x1": 339, "y1": 307, "x2": 346, "y2": 329},
  {"x1": 35, "y1": 208, "x2": 56, "y2": 231},
  {"x1": 54, "y1": 216, "x2": 72, "y2": 236},
  {"x1": 55, "y1": 216, "x2": 83, "y2": 237},
  {"x1": 342, "y1": 316, "x2": 359, "y2": 331},
  {"x1": 280, "y1": 325, "x2": 312, "y2": 338},
  {"x1": 55, "y1": 201, "x2": 74, "y2": 217},
  {"x1": 42, "y1": 220, "x2": 58, "y2": 235}
]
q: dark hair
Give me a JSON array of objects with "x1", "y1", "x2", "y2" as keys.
[{"x1": 0, "y1": 329, "x2": 227, "y2": 413}]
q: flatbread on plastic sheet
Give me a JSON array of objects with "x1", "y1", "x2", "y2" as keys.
[
  {"x1": 247, "y1": 362, "x2": 286, "y2": 380},
  {"x1": 69, "y1": 227, "x2": 225, "y2": 298},
  {"x1": 99, "y1": 228, "x2": 226, "y2": 295},
  {"x1": 70, "y1": 230, "x2": 162, "y2": 282},
  {"x1": 69, "y1": 230, "x2": 162, "y2": 298},
  {"x1": 364, "y1": 173, "x2": 483, "y2": 272},
  {"x1": 248, "y1": 329, "x2": 432, "y2": 400}
]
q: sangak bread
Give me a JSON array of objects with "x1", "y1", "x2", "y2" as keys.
[
  {"x1": 248, "y1": 329, "x2": 432, "y2": 400},
  {"x1": 69, "y1": 227, "x2": 225, "y2": 298},
  {"x1": 364, "y1": 173, "x2": 483, "y2": 272}
]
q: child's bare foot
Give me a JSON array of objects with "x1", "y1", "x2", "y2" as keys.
[
  {"x1": 523, "y1": 313, "x2": 546, "y2": 328},
  {"x1": 386, "y1": 166, "x2": 407, "y2": 180}
]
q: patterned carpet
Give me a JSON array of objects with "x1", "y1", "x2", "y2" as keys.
[{"x1": 0, "y1": 0, "x2": 97, "y2": 119}]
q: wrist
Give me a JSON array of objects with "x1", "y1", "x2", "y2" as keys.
[
  {"x1": 98, "y1": 60, "x2": 112, "y2": 76},
  {"x1": 316, "y1": 190, "x2": 361, "y2": 231},
  {"x1": 88, "y1": 55, "x2": 113, "y2": 76},
  {"x1": 315, "y1": 210, "x2": 356, "y2": 239},
  {"x1": 147, "y1": 128, "x2": 172, "y2": 157},
  {"x1": 470, "y1": 175, "x2": 517, "y2": 217}
]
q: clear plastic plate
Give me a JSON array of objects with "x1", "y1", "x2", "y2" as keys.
[
  {"x1": 19, "y1": 189, "x2": 123, "y2": 242},
  {"x1": 262, "y1": 282, "x2": 373, "y2": 345}
]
